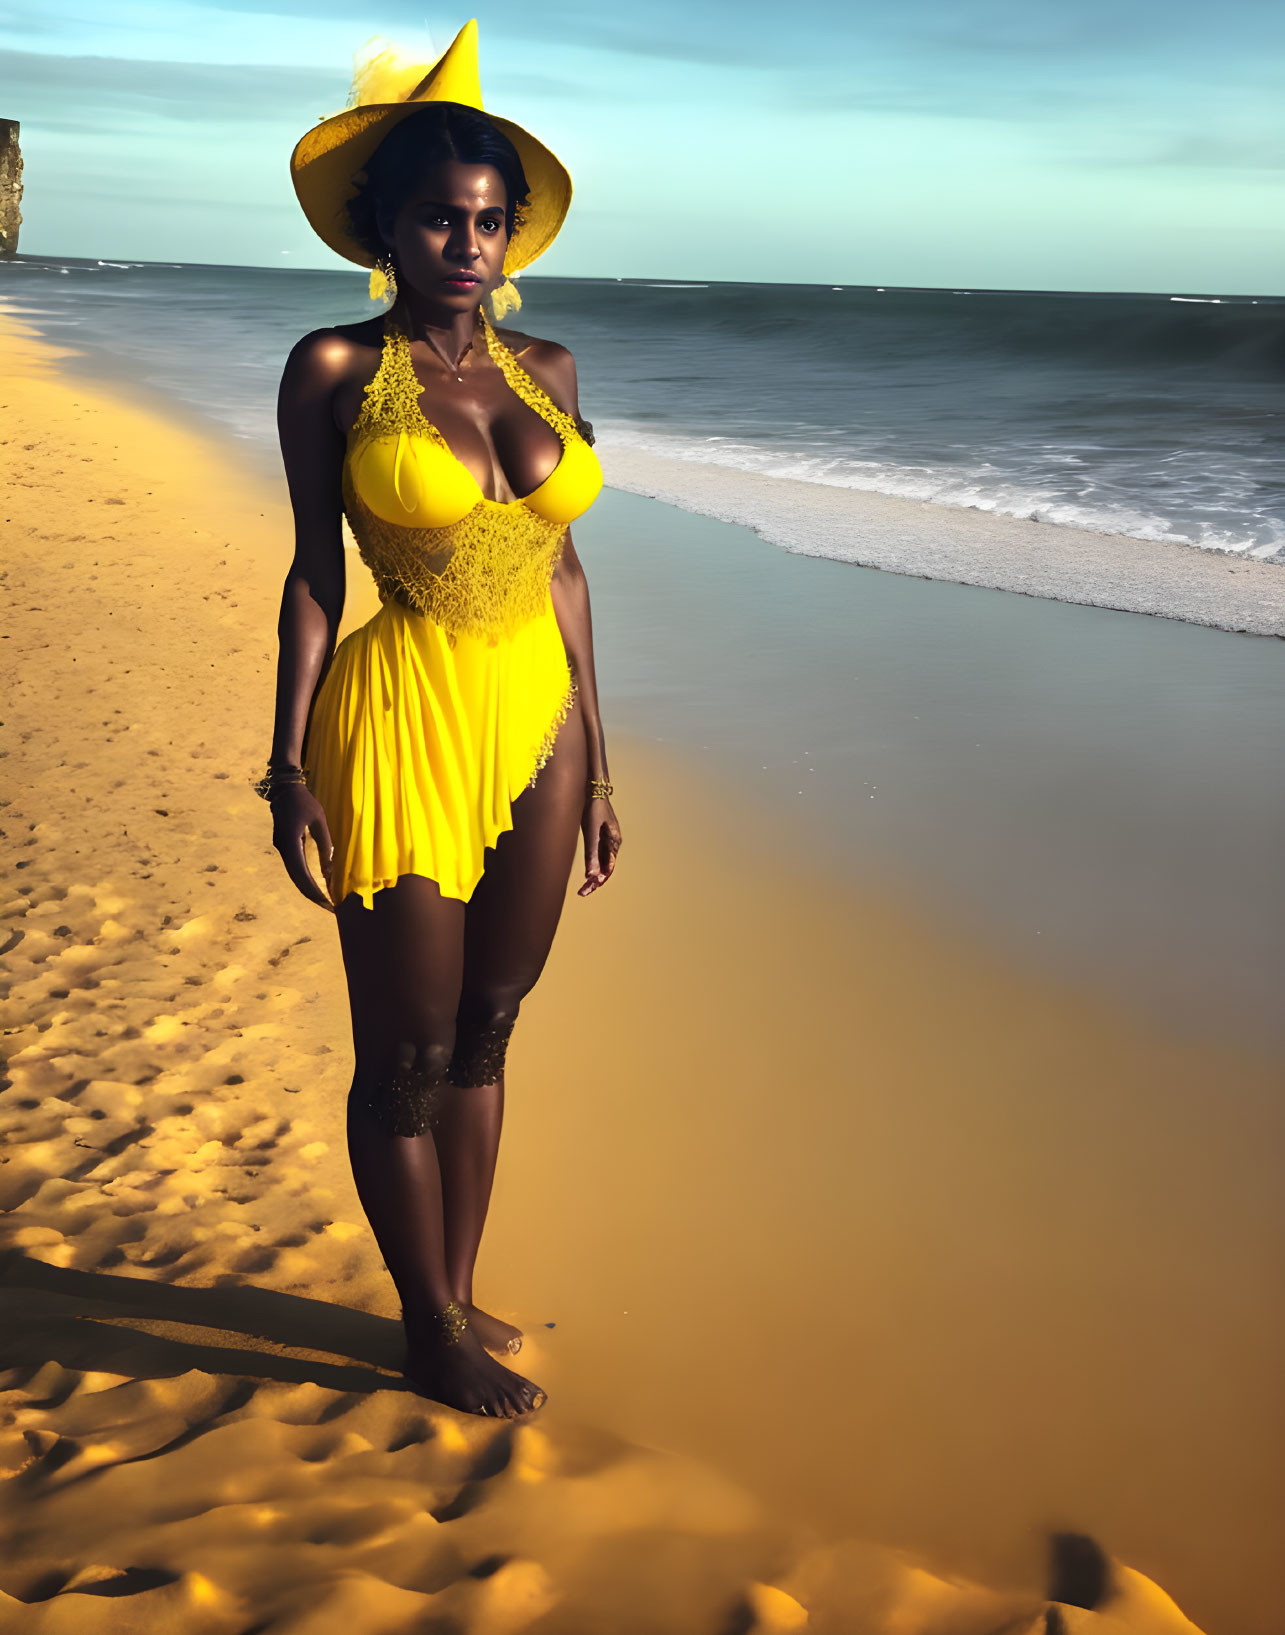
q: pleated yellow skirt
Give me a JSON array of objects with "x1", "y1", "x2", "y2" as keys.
[{"x1": 302, "y1": 595, "x2": 575, "y2": 909}]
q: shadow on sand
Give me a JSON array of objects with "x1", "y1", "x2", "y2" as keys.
[{"x1": 0, "y1": 1248, "x2": 409, "y2": 1396}]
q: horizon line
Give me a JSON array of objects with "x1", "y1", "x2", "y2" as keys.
[{"x1": 3, "y1": 252, "x2": 1281, "y2": 304}]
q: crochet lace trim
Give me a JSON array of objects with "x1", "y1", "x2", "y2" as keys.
[{"x1": 527, "y1": 674, "x2": 578, "y2": 788}]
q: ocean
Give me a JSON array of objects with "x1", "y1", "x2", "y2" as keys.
[
  {"x1": 4, "y1": 252, "x2": 1285, "y2": 1050},
  {"x1": 3, "y1": 253, "x2": 1283, "y2": 564}
]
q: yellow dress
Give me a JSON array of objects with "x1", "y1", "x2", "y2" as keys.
[{"x1": 302, "y1": 310, "x2": 603, "y2": 909}]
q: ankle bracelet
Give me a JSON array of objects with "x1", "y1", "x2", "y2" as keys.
[{"x1": 438, "y1": 1300, "x2": 468, "y2": 1345}]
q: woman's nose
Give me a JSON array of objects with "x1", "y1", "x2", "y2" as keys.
[{"x1": 448, "y1": 225, "x2": 481, "y2": 262}]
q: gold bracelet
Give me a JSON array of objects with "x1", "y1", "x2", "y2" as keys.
[
  {"x1": 253, "y1": 764, "x2": 308, "y2": 802},
  {"x1": 588, "y1": 777, "x2": 613, "y2": 801}
]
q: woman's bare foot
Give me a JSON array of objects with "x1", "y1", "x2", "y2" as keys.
[
  {"x1": 465, "y1": 1303, "x2": 524, "y2": 1356},
  {"x1": 402, "y1": 1307, "x2": 544, "y2": 1418}
]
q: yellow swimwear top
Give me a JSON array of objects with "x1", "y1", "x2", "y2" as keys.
[{"x1": 342, "y1": 309, "x2": 603, "y2": 642}]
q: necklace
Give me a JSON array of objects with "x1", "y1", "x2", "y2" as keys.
[{"x1": 418, "y1": 323, "x2": 476, "y2": 384}]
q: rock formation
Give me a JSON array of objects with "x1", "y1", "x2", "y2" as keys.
[{"x1": 0, "y1": 120, "x2": 23, "y2": 258}]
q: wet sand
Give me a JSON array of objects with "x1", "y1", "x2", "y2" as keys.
[
  {"x1": 574, "y1": 488, "x2": 1285, "y2": 1057},
  {"x1": 2, "y1": 312, "x2": 1280, "y2": 1632}
]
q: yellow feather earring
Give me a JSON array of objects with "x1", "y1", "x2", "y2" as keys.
[
  {"x1": 488, "y1": 277, "x2": 522, "y2": 322},
  {"x1": 488, "y1": 198, "x2": 528, "y2": 322},
  {"x1": 366, "y1": 253, "x2": 395, "y2": 305},
  {"x1": 369, "y1": 254, "x2": 397, "y2": 304}
]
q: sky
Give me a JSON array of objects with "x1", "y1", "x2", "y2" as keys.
[{"x1": 2, "y1": 0, "x2": 1283, "y2": 294}]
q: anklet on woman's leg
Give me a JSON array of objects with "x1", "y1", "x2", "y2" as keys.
[{"x1": 437, "y1": 1299, "x2": 468, "y2": 1344}]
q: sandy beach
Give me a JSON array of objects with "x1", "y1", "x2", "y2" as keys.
[{"x1": 3, "y1": 310, "x2": 1282, "y2": 1633}]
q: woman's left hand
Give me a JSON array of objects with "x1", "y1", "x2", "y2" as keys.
[{"x1": 579, "y1": 797, "x2": 621, "y2": 896}]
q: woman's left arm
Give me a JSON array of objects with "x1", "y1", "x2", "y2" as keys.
[
  {"x1": 552, "y1": 531, "x2": 622, "y2": 895},
  {"x1": 525, "y1": 335, "x2": 622, "y2": 895},
  {"x1": 551, "y1": 532, "x2": 606, "y2": 782}
]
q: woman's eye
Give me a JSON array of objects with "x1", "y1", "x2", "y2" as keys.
[{"x1": 480, "y1": 219, "x2": 503, "y2": 233}]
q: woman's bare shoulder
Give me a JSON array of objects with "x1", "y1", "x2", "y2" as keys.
[
  {"x1": 497, "y1": 326, "x2": 580, "y2": 412},
  {"x1": 498, "y1": 325, "x2": 575, "y2": 368},
  {"x1": 283, "y1": 317, "x2": 385, "y2": 390}
]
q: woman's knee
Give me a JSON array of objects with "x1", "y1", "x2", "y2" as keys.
[
  {"x1": 458, "y1": 981, "x2": 526, "y2": 1035},
  {"x1": 449, "y1": 983, "x2": 526, "y2": 1088},
  {"x1": 354, "y1": 1013, "x2": 457, "y2": 1081},
  {"x1": 389, "y1": 1033, "x2": 456, "y2": 1079},
  {"x1": 351, "y1": 1028, "x2": 457, "y2": 1138}
]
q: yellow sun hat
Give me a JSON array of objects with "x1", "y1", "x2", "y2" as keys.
[{"x1": 290, "y1": 19, "x2": 571, "y2": 278}]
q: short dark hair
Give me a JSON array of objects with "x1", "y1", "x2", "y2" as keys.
[{"x1": 346, "y1": 102, "x2": 530, "y2": 259}]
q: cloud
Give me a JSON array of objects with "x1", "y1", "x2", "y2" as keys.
[
  {"x1": 1085, "y1": 134, "x2": 1285, "y2": 171},
  {"x1": 0, "y1": 49, "x2": 344, "y2": 127},
  {"x1": 135, "y1": 0, "x2": 1285, "y2": 72},
  {"x1": 0, "y1": 2, "x2": 65, "y2": 36},
  {"x1": 770, "y1": 68, "x2": 1113, "y2": 121}
]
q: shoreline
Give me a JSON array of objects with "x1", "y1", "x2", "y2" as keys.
[
  {"x1": 4, "y1": 311, "x2": 1283, "y2": 1633},
  {"x1": 599, "y1": 443, "x2": 1285, "y2": 639}
]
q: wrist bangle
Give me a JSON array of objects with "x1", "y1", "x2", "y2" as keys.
[
  {"x1": 588, "y1": 776, "x2": 613, "y2": 801},
  {"x1": 253, "y1": 763, "x2": 308, "y2": 802}
]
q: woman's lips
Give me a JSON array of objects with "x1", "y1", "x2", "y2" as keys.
[{"x1": 443, "y1": 273, "x2": 481, "y2": 288}]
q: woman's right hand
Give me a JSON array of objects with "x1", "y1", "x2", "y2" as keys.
[{"x1": 270, "y1": 784, "x2": 336, "y2": 912}]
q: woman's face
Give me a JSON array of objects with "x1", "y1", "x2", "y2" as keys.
[{"x1": 381, "y1": 160, "x2": 510, "y2": 312}]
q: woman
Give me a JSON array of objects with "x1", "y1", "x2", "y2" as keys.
[{"x1": 258, "y1": 21, "x2": 621, "y2": 1419}]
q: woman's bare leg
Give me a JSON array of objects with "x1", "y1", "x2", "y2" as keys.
[
  {"x1": 335, "y1": 873, "x2": 545, "y2": 1416},
  {"x1": 434, "y1": 697, "x2": 588, "y2": 1352}
]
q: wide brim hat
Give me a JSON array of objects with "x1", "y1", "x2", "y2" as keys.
[{"x1": 290, "y1": 19, "x2": 571, "y2": 276}]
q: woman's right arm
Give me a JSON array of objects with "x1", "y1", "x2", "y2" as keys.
[{"x1": 267, "y1": 331, "x2": 353, "y2": 912}]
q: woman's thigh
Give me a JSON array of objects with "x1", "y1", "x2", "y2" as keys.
[
  {"x1": 335, "y1": 874, "x2": 468, "y2": 1077},
  {"x1": 459, "y1": 695, "x2": 588, "y2": 1017}
]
